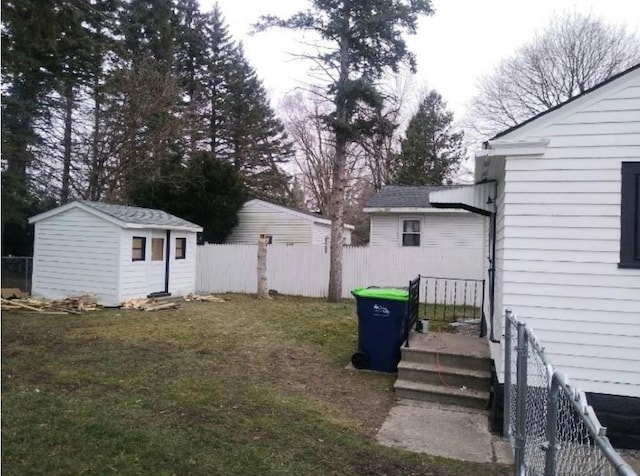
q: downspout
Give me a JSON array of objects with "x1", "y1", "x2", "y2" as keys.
[
  {"x1": 484, "y1": 179, "x2": 499, "y2": 343},
  {"x1": 164, "y1": 230, "x2": 171, "y2": 294},
  {"x1": 489, "y1": 186, "x2": 499, "y2": 343}
]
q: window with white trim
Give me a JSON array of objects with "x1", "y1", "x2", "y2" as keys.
[{"x1": 401, "y1": 219, "x2": 421, "y2": 247}]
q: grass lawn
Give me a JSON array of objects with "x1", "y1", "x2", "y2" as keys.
[{"x1": 2, "y1": 294, "x2": 509, "y2": 475}]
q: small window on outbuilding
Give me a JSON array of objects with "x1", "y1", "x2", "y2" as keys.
[
  {"x1": 151, "y1": 238, "x2": 164, "y2": 261},
  {"x1": 175, "y1": 238, "x2": 186, "y2": 259},
  {"x1": 132, "y1": 237, "x2": 146, "y2": 261},
  {"x1": 402, "y1": 219, "x2": 421, "y2": 247},
  {"x1": 620, "y1": 162, "x2": 640, "y2": 268}
]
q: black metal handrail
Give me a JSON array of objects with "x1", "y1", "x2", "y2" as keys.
[
  {"x1": 422, "y1": 275, "x2": 485, "y2": 323},
  {"x1": 403, "y1": 276, "x2": 420, "y2": 347},
  {"x1": 404, "y1": 275, "x2": 487, "y2": 342}
]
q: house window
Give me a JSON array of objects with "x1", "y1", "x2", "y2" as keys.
[
  {"x1": 175, "y1": 238, "x2": 186, "y2": 260},
  {"x1": 132, "y1": 237, "x2": 146, "y2": 261},
  {"x1": 265, "y1": 235, "x2": 273, "y2": 245},
  {"x1": 402, "y1": 219, "x2": 421, "y2": 247},
  {"x1": 151, "y1": 238, "x2": 164, "y2": 261},
  {"x1": 620, "y1": 162, "x2": 640, "y2": 268}
]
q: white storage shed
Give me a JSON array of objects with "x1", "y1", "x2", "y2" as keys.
[{"x1": 28, "y1": 201, "x2": 203, "y2": 306}]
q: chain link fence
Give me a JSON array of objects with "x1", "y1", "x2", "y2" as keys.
[
  {"x1": 1, "y1": 256, "x2": 33, "y2": 293},
  {"x1": 504, "y1": 309, "x2": 637, "y2": 476}
]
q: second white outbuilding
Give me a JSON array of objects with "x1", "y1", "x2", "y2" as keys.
[{"x1": 226, "y1": 198, "x2": 354, "y2": 246}]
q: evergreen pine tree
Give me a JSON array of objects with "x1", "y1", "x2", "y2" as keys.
[
  {"x1": 393, "y1": 90, "x2": 464, "y2": 185},
  {"x1": 257, "y1": 0, "x2": 433, "y2": 301},
  {"x1": 203, "y1": 5, "x2": 292, "y2": 202},
  {"x1": 173, "y1": 0, "x2": 209, "y2": 155}
]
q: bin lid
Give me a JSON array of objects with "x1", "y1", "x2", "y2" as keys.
[{"x1": 351, "y1": 287, "x2": 409, "y2": 301}]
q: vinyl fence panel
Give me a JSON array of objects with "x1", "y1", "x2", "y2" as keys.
[{"x1": 196, "y1": 244, "x2": 484, "y2": 298}]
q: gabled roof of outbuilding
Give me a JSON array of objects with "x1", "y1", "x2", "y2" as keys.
[
  {"x1": 364, "y1": 185, "x2": 467, "y2": 209},
  {"x1": 29, "y1": 200, "x2": 203, "y2": 232}
]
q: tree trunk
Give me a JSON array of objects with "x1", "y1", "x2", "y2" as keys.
[
  {"x1": 88, "y1": 76, "x2": 102, "y2": 200},
  {"x1": 257, "y1": 234, "x2": 270, "y2": 299},
  {"x1": 60, "y1": 81, "x2": 74, "y2": 204},
  {"x1": 327, "y1": 4, "x2": 350, "y2": 303},
  {"x1": 327, "y1": 139, "x2": 347, "y2": 302}
]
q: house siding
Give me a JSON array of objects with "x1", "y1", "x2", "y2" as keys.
[
  {"x1": 31, "y1": 207, "x2": 120, "y2": 305},
  {"x1": 498, "y1": 73, "x2": 640, "y2": 397},
  {"x1": 369, "y1": 212, "x2": 485, "y2": 249},
  {"x1": 369, "y1": 214, "x2": 399, "y2": 246},
  {"x1": 227, "y1": 201, "x2": 311, "y2": 244},
  {"x1": 423, "y1": 213, "x2": 485, "y2": 249}
]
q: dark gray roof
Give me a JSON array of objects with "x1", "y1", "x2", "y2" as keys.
[
  {"x1": 364, "y1": 185, "x2": 466, "y2": 209},
  {"x1": 79, "y1": 201, "x2": 202, "y2": 230}
]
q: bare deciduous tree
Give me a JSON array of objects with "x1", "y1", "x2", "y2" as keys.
[
  {"x1": 467, "y1": 11, "x2": 640, "y2": 138},
  {"x1": 358, "y1": 70, "x2": 416, "y2": 191},
  {"x1": 280, "y1": 92, "x2": 366, "y2": 216}
]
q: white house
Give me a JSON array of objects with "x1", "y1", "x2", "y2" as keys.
[
  {"x1": 29, "y1": 201, "x2": 203, "y2": 306},
  {"x1": 363, "y1": 185, "x2": 487, "y2": 279},
  {"x1": 226, "y1": 199, "x2": 354, "y2": 246},
  {"x1": 429, "y1": 64, "x2": 640, "y2": 446}
]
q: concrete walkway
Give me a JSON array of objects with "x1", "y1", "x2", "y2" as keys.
[{"x1": 376, "y1": 399, "x2": 514, "y2": 465}]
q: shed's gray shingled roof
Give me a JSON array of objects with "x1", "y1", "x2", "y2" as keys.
[
  {"x1": 365, "y1": 185, "x2": 467, "y2": 208},
  {"x1": 79, "y1": 201, "x2": 201, "y2": 230}
]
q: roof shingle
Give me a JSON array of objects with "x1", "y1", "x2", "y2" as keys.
[
  {"x1": 79, "y1": 201, "x2": 201, "y2": 230},
  {"x1": 364, "y1": 185, "x2": 466, "y2": 209}
]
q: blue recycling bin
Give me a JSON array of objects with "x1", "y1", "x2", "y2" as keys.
[{"x1": 351, "y1": 287, "x2": 408, "y2": 373}]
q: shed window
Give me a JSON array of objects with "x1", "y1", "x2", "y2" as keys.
[
  {"x1": 620, "y1": 162, "x2": 640, "y2": 268},
  {"x1": 132, "y1": 237, "x2": 146, "y2": 261},
  {"x1": 175, "y1": 238, "x2": 186, "y2": 259},
  {"x1": 151, "y1": 238, "x2": 164, "y2": 261},
  {"x1": 402, "y1": 219, "x2": 421, "y2": 247}
]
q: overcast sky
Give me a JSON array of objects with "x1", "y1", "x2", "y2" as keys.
[{"x1": 199, "y1": 0, "x2": 640, "y2": 122}]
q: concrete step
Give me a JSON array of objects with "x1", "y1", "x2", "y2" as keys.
[
  {"x1": 401, "y1": 346, "x2": 492, "y2": 372},
  {"x1": 397, "y1": 361, "x2": 491, "y2": 392},
  {"x1": 394, "y1": 379, "x2": 490, "y2": 410}
]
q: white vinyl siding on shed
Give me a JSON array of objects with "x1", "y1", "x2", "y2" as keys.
[
  {"x1": 119, "y1": 229, "x2": 153, "y2": 302},
  {"x1": 31, "y1": 207, "x2": 120, "y2": 305},
  {"x1": 227, "y1": 201, "x2": 311, "y2": 244},
  {"x1": 497, "y1": 73, "x2": 640, "y2": 397},
  {"x1": 119, "y1": 231, "x2": 199, "y2": 301},
  {"x1": 168, "y1": 233, "x2": 198, "y2": 296}
]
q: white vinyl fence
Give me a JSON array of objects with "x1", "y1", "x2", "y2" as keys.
[{"x1": 196, "y1": 244, "x2": 484, "y2": 299}]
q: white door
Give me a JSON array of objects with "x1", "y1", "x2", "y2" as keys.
[{"x1": 148, "y1": 231, "x2": 167, "y2": 295}]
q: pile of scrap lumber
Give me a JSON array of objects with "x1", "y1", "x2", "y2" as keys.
[
  {"x1": 184, "y1": 293, "x2": 226, "y2": 303},
  {"x1": 121, "y1": 298, "x2": 180, "y2": 312},
  {"x1": 1, "y1": 293, "x2": 99, "y2": 314}
]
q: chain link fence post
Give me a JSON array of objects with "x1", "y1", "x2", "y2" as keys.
[
  {"x1": 503, "y1": 308, "x2": 513, "y2": 440},
  {"x1": 544, "y1": 373, "x2": 560, "y2": 476},
  {"x1": 514, "y1": 320, "x2": 528, "y2": 476}
]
